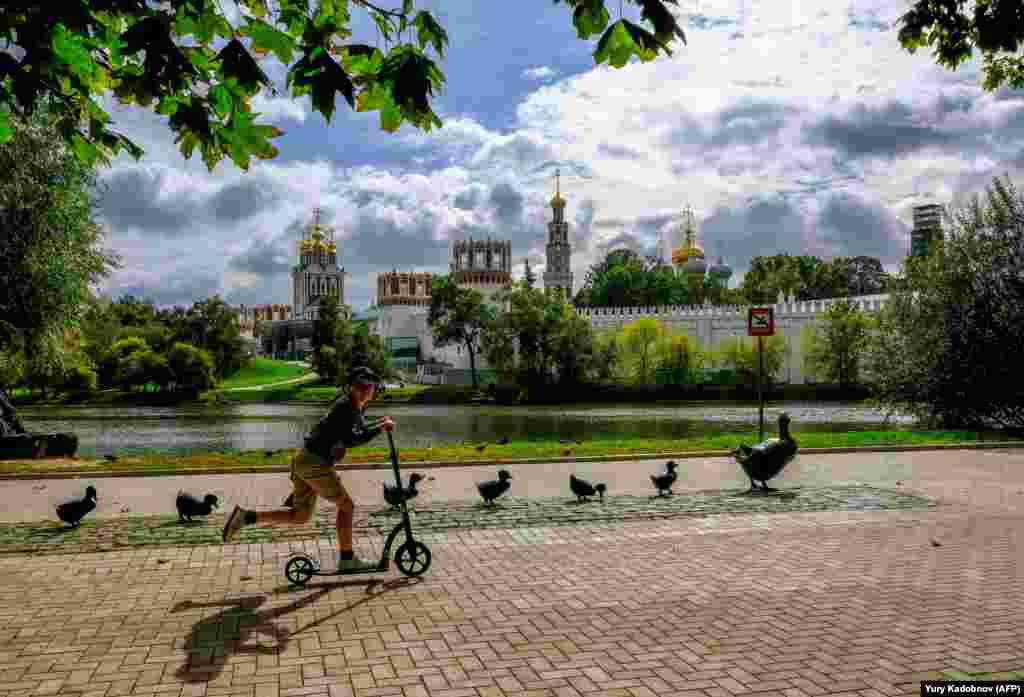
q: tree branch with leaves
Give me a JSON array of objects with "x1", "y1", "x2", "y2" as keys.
[{"x1": 0, "y1": 0, "x2": 686, "y2": 170}]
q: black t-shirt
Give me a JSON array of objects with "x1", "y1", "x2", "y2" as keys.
[{"x1": 304, "y1": 399, "x2": 383, "y2": 460}]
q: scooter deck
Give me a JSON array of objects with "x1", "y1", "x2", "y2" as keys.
[{"x1": 306, "y1": 561, "x2": 389, "y2": 576}]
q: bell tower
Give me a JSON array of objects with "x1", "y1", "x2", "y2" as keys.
[{"x1": 542, "y1": 168, "x2": 573, "y2": 299}]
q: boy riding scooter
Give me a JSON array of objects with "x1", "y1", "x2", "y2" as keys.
[{"x1": 222, "y1": 366, "x2": 393, "y2": 573}]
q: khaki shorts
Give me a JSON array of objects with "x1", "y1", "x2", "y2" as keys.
[{"x1": 289, "y1": 448, "x2": 350, "y2": 510}]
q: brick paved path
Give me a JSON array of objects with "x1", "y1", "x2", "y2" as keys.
[
  {"x1": 0, "y1": 486, "x2": 938, "y2": 556},
  {"x1": 0, "y1": 507, "x2": 1022, "y2": 697},
  {"x1": 5, "y1": 448, "x2": 1024, "y2": 523},
  {"x1": 1, "y1": 450, "x2": 1023, "y2": 696}
]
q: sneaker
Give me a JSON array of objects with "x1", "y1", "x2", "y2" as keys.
[
  {"x1": 222, "y1": 505, "x2": 246, "y2": 543},
  {"x1": 336, "y1": 555, "x2": 378, "y2": 573}
]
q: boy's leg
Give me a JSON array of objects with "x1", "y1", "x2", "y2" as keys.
[{"x1": 222, "y1": 458, "x2": 316, "y2": 543}]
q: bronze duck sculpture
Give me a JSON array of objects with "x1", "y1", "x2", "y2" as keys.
[
  {"x1": 733, "y1": 412, "x2": 798, "y2": 493},
  {"x1": 569, "y1": 474, "x2": 606, "y2": 502}
]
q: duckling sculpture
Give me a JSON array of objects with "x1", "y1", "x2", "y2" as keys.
[
  {"x1": 477, "y1": 469, "x2": 512, "y2": 506},
  {"x1": 383, "y1": 472, "x2": 425, "y2": 509},
  {"x1": 56, "y1": 485, "x2": 97, "y2": 527},
  {"x1": 651, "y1": 461, "x2": 678, "y2": 497},
  {"x1": 175, "y1": 492, "x2": 219, "y2": 523},
  {"x1": 733, "y1": 412, "x2": 798, "y2": 493},
  {"x1": 569, "y1": 474, "x2": 606, "y2": 502}
]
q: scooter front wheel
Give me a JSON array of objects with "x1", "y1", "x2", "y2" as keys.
[{"x1": 394, "y1": 540, "x2": 431, "y2": 577}]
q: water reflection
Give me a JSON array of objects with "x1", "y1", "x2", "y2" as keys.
[{"x1": 15, "y1": 402, "x2": 922, "y2": 456}]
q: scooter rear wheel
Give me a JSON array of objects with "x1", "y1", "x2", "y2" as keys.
[{"x1": 394, "y1": 540, "x2": 431, "y2": 577}]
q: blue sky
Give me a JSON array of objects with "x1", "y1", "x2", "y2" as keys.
[{"x1": 94, "y1": 0, "x2": 1024, "y2": 311}]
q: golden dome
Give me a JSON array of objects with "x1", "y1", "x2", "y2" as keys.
[
  {"x1": 326, "y1": 240, "x2": 337, "y2": 252},
  {"x1": 300, "y1": 238, "x2": 315, "y2": 252},
  {"x1": 550, "y1": 192, "x2": 566, "y2": 208},
  {"x1": 670, "y1": 206, "x2": 704, "y2": 269}
]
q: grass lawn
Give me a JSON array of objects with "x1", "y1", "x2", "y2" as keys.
[
  {"x1": 214, "y1": 383, "x2": 437, "y2": 403},
  {"x1": 1, "y1": 429, "x2": 1020, "y2": 475},
  {"x1": 219, "y1": 358, "x2": 312, "y2": 389}
]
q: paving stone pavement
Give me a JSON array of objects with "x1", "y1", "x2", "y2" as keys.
[
  {"x1": 0, "y1": 486, "x2": 939, "y2": 556},
  {"x1": 1, "y1": 450, "x2": 1023, "y2": 697},
  {"x1": 0, "y1": 507, "x2": 1022, "y2": 697}
]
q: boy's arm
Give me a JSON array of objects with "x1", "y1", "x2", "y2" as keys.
[{"x1": 339, "y1": 414, "x2": 385, "y2": 448}]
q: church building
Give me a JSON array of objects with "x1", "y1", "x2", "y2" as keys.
[{"x1": 543, "y1": 169, "x2": 573, "y2": 298}]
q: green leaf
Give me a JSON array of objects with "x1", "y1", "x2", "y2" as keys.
[
  {"x1": 217, "y1": 39, "x2": 271, "y2": 94},
  {"x1": 0, "y1": 110, "x2": 11, "y2": 144},
  {"x1": 314, "y1": 0, "x2": 351, "y2": 30},
  {"x1": 355, "y1": 81, "x2": 392, "y2": 113},
  {"x1": 379, "y1": 100, "x2": 402, "y2": 132},
  {"x1": 238, "y1": 0, "x2": 270, "y2": 19},
  {"x1": 635, "y1": 0, "x2": 686, "y2": 48},
  {"x1": 208, "y1": 84, "x2": 233, "y2": 118},
  {"x1": 278, "y1": 0, "x2": 311, "y2": 37},
  {"x1": 339, "y1": 44, "x2": 383, "y2": 77},
  {"x1": 622, "y1": 19, "x2": 665, "y2": 61},
  {"x1": 184, "y1": 46, "x2": 217, "y2": 75},
  {"x1": 572, "y1": 0, "x2": 609, "y2": 40},
  {"x1": 51, "y1": 24, "x2": 99, "y2": 81},
  {"x1": 243, "y1": 17, "x2": 297, "y2": 64},
  {"x1": 287, "y1": 48, "x2": 355, "y2": 120},
  {"x1": 593, "y1": 20, "x2": 641, "y2": 68},
  {"x1": 411, "y1": 10, "x2": 448, "y2": 57},
  {"x1": 69, "y1": 133, "x2": 98, "y2": 168}
]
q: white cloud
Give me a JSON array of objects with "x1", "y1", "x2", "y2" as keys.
[
  {"x1": 93, "y1": 0, "x2": 1024, "y2": 311},
  {"x1": 251, "y1": 93, "x2": 311, "y2": 123},
  {"x1": 522, "y1": 66, "x2": 556, "y2": 81}
]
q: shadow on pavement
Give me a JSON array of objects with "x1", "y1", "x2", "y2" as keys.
[{"x1": 172, "y1": 576, "x2": 420, "y2": 683}]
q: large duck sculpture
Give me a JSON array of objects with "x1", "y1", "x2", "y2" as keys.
[{"x1": 733, "y1": 412, "x2": 798, "y2": 493}]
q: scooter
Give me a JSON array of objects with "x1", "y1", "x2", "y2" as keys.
[{"x1": 283, "y1": 429, "x2": 432, "y2": 586}]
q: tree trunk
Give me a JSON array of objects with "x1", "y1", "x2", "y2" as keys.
[
  {"x1": 467, "y1": 339, "x2": 478, "y2": 388},
  {"x1": 0, "y1": 386, "x2": 27, "y2": 435}
]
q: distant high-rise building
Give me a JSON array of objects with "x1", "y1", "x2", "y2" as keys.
[{"x1": 911, "y1": 203, "x2": 944, "y2": 258}]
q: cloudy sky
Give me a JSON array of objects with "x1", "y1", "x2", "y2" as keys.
[{"x1": 94, "y1": 0, "x2": 1024, "y2": 311}]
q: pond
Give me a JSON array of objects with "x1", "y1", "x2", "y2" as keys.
[{"x1": 13, "y1": 402, "x2": 924, "y2": 456}]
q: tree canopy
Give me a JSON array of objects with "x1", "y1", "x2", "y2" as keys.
[
  {"x1": 898, "y1": 0, "x2": 1024, "y2": 91},
  {"x1": 574, "y1": 248, "x2": 894, "y2": 309},
  {"x1": 863, "y1": 175, "x2": 1024, "y2": 431},
  {"x1": 0, "y1": 0, "x2": 686, "y2": 170},
  {"x1": 0, "y1": 110, "x2": 119, "y2": 388},
  {"x1": 427, "y1": 276, "x2": 494, "y2": 388}
]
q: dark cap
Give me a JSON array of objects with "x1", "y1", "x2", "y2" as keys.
[{"x1": 349, "y1": 366, "x2": 380, "y2": 386}]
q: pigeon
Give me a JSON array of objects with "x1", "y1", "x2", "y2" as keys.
[
  {"x1": 383, "y1": 473, "x2": 425, "y2": 509},
  {"x1": 931, "y1": 539, "x2": 942, "y2": 547},
  {"x1": 477, "y1": 469, "x2": 513, "y2": 506},
  {"x1": 56, "y1": 485, "x2": 97, "y2": 527},
  {"x1": 475, "y1": 443, "x2": 487, "y2": 453},
  {"x1": 569, "y1": 474, "x2": 606, "y2": 503},
  {"x1": 651, "y1": 461, "x2": 678, "y2": 497},
  {"x1": 175, "y1": 491, "x2": 219, "y2": 523},
  {"x1": 496, "y1": 436, "x2": 510, "y2": 445}
]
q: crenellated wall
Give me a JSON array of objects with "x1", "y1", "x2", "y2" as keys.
[{"x1": 576, "y1": 293, "x2": 893, "y2": 385}]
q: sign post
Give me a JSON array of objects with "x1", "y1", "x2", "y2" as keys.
[{"x1": 747, "y1": 307, "x2": 775, "y2": 442}]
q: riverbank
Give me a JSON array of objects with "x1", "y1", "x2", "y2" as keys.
[
  {"x1": 13, "y1": 383, "x2": 883, "y2": 407},
  {"x1": 2, "y1": 429, "x2": 1021, "y2": 477}
]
